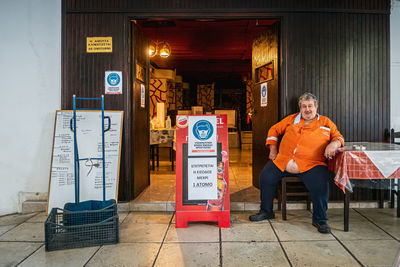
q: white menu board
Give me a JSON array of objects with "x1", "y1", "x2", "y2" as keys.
[{"x1": 47, "y1": 110, "x2": 123, "y2": 214}]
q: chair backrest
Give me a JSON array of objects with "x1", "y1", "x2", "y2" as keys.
[
  {"x1": 214, "y1": 110, "x2": 236, "y2": 129},
  {"x1": 391, "y1": 129, "x2": 400, "y2": 144}
]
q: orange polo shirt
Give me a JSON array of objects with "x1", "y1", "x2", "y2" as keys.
[{"x1": 266, "y1": 112, "x2": 344, "y2": 173}]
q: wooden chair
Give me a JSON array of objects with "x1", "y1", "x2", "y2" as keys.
[{"x1": 277, "y1": 176, "x2": 311, "y2": 220}]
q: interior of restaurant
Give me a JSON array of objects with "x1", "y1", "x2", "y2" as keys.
[{"x1": 134, "y1": 19, "x2": 278, "y2": 202}]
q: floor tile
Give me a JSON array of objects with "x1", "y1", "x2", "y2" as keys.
[
  {"x1": 154, "y1": 243, "x2": 219, "y2": 267},
  {"x1": 118, "y1": 212, "x2": 129, "y2": 223},
  {"x1": 86, "y1": 243, "x2": 160, "y2": 267},
  {"x1": 0, "y1": 242, "x2": 42, "y2": 266},
  {"x1": 122, "y1": 212, "x2": 173, "y2": 224},
  {"x1": 0, "y1": 224, "x2": 16, "y2": 236},
  {"x1": 330, "y1": 219, "x2": 393, "y2": 240},
  {"x1": 282, "y1": 240, "x2": 359, "y2": 266},
  {"x1": 326, "y1": 208, "x2": 365, "y2": 222},
  {"x1": 0, "y1": 213, "x2": 37, "y2": 226},
  {"x1": 222, "y1": 242, "x2": 289, "y2": 267},
  {"x1": 19, "y1": 246, "x2": 98, "y2": 267},
  {"x1": 27, "y1": 212, "x2": 47, "y2": 223},
  {"x1": 221, "y1": 223, "x2": 277, "y2": 242},
  {"x1": 355, "y1": 208, "x2": 400, "y2": 239},
  {"x1": 342, "y1": 239, "x2": 400, "y2": 267},
  {"x1": 0, "y1": 222, "x2": 44, "y2": 242},
  {"x1": 271, "y1": 221, "x2": 335, "y2": 241},
  {"x1": 119, "y1": 223, "x2": 169, "y2": 243},
  {"x1": 274, "y1": 209, "x2": 313, "y2": 222},
  {"x1": 165, "y1": 223, "x2": 219, "y2": 243}
]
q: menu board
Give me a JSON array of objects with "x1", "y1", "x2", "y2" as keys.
[{"x1": 47, "y1": 110, "x2": 123, "y2": 213}]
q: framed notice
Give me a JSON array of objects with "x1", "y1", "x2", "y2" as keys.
[
  {"x1": 47, "y1": 110, "x2": 123, "y2": 214},
  {"x1": 86, "y1": 37, "x2": 112, "y2": 53}
]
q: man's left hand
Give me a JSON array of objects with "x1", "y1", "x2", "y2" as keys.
[{"x1": 324, "y1": 140, "x2": 341, "y2": 159}]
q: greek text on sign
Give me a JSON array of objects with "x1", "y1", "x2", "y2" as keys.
[
  {"x1": 188, "y1": 116, "x2": 217, "y2": 156},
  {"x1": 105, "y1": 71, "x2": 122, "y2": 94},
  {"x1": 87, "y1": 37, "x2": 112, "y2": 53},
  {"x1": 187, "y1": 157, "x2": 217, "y2": 200}
]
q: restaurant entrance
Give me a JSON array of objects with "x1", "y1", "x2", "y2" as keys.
[{"x1": 131, "y1": 19, "x2": 281, "y2": 202}]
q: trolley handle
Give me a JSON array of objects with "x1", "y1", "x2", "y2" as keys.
[
  {"x1": 70, "y1": 118, "x2": 74, "y2": 132},
  {"x1": 104, "y1": 116, "x2": 111, "y2": 132}
]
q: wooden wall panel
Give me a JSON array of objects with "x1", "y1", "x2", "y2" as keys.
[
  {"x1": 62, "y1": 13, "x2": 132, "y2": 200},
  {"x1": 282, "y1": 13, "x2": 390, "y2": 201},
  {"x1": 66, "y1": 0, "x2": 389, "y2": 14},
  {"x1": 282, "y1": 13, "x2": 390, "y2": 142}
]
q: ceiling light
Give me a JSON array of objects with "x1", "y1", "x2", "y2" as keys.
[{"x1": 149, "y1": 40, "x2": 171, "y2": 58}]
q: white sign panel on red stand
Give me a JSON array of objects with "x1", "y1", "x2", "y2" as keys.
[
  {"x1": 188, "y1": 116, "x2": 217, "y2": 156},
  {"x1": 187, "y1": 157, "x2": 218, "y2": 200}
]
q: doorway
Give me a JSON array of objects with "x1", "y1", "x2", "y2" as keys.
[{"x1": 131, "y1": 18, "x2": 281, "y2": 203}]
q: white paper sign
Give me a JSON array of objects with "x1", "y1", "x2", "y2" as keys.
[
  {"x1": 261, "y1": 82, "x2": 268, "y2": 107},
  {"x1": 140, "y1": 84, "x2": 145, "y2": 108},
  {"x1": 187, "y1": 157, "x2": 217, "y2": 200},
  {"x1": 188, "y1": 116, "x2": 217, "y2": 156},
  {"x1": 47, "y1": 111, "x2": 123, "y2": 214},
  {"x1": 105, "y1": 71, "x2": 122, "y2": 94}
]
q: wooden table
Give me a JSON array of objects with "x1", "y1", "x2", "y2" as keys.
[
  {"x1": 329, "y1": 142, "x2": 400, "y2": 231},
  {"x1": 150, "y1": 129, "x2": 175, "y2": 171}
]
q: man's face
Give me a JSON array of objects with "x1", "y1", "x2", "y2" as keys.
[{"x1": 300, "y1": 99, "x2": 318, "y2": 121}]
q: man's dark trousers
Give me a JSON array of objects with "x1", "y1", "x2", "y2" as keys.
[{"x1": 259, "y1": 161, "x2": 330, "y2": 222}]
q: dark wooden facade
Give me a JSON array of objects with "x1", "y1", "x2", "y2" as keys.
[{"x1": 62, "y1": 0, "x2": 391, "y2": 201}]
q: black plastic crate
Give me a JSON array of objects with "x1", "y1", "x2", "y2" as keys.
[{"x1": 44, "y1": 204, "x2": 119, "y2": 251}]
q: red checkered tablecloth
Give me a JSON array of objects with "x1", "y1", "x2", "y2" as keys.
[{"x1": 329, "y1": 149, "x2": 400, "y2": 193}]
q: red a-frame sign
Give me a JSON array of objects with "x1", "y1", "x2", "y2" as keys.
[{"x1": 175, "y1": 114, "x2": 230, "y2": 228}]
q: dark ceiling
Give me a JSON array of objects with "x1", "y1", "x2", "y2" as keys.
[{"x1": 136, "y1": 19, "x2": 278, "y2": 84}]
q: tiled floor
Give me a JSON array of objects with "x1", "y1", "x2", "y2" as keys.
[
  {"x1": 135, "y1": 148, "x2": 257, "y2": 203},
  {"x1": 1, "y1": 209, "x2": 399, "y2": 266}
]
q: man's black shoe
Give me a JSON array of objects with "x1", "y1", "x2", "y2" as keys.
[
  {"x1": 312, "y1": 220, "x2": 331, "y2": 234},
  {"x1": 249, "y1": 211, "x2": 275, "y2": 222}
]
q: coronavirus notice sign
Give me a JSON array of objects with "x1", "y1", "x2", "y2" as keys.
[
  {"x1": 187, "y1": 157, "x2": 217, "y2": 200},
  {"x1": 188, "y1": 116, "x2": 217, "y2": 156},
  {"x1": 175, "y1": 115, "x2": 230, "y2": 228}
]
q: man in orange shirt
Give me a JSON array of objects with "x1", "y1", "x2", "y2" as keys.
[{"x1": 249, "y1": 93, "x2": 344, "y2": 233}]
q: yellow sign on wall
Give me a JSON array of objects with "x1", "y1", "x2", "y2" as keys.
[{"x1": 86, "y1": 37, "x2": 112, "y2": 53}]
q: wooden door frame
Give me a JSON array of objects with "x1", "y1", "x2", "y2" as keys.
[
  {"x1": 128, "y1": 14, "x2": 284, "y2": 198},
  {"x1": 127, "y1": 12, "x2": 288, "y2": 199}
]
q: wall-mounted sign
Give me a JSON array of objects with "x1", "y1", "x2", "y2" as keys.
[
  {"x1": 136, "y1": 63, "x2": 144, "y2": 82},
  {"x1": 140, "y1": 84, "x2": 145, "y2": 108},
  {"x1": 86, "y1": 37, "x2": 112, "y2": 53},
  {"x1": 105, "y1": 71, "x2": 122, "y2": 95},
  {"x1": 261, "y1": 82, "x2": 268, "y2": 107}
]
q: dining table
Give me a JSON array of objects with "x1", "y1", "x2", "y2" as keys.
[
  {"x1": 149, "y1": 128, "x2": 176, "y2": 171},
  {"x1": 328, "y1": 142, "x2": 400, "y2": 231}
]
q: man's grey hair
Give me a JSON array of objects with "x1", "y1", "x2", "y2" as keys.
[{"x1": 298, "y1": 92, "x2": 318, "y2": 107}]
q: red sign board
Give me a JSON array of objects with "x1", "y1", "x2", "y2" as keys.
[{"x1": 175, "y1": 115, "x2": 230, "y2": 228}]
